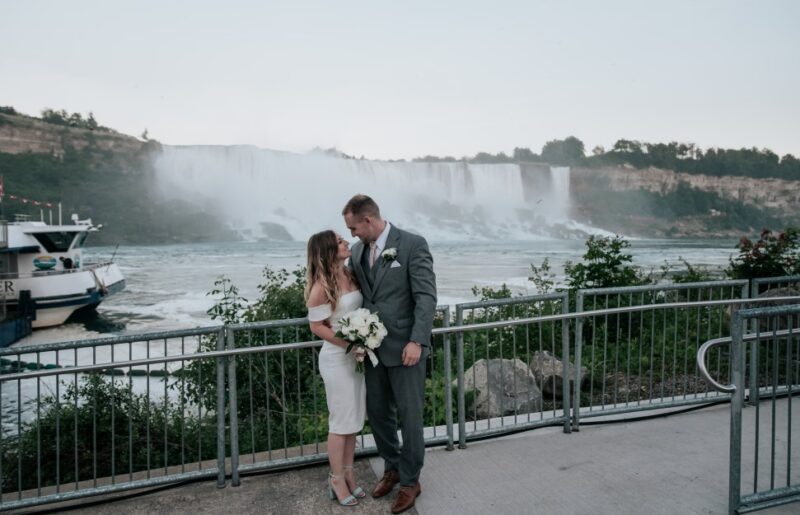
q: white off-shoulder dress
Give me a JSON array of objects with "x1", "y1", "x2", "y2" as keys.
[{"x1": 307, "y1": 290, "x2": 366, "y2": 435}]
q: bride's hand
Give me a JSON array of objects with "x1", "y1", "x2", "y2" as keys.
[{"x1": 352, "y1": 348, "x2": 366, "y2": 361}]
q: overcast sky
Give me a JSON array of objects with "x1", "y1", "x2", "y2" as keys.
[{"x1": 2, "y1": 1, "x2": 798, "y2": 160}]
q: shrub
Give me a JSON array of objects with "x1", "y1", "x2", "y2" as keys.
[
  {"x1": 2, "y1": 375, "x2": 217, "y2": 493},
  {"x1": 564, "y1": 235, "x2": 651, "y2": 291},
  {"x1": 726, "y1": 227, "x2": 800, "y2": 280}
]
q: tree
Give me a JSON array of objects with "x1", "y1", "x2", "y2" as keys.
[
  {"x1": 540, "y1": 136, "x2": 585, "y2": 165},
  {"x1": 67, "y1": 112, "x2": 84, "y2": 127},
  {"x1": 780, "y1": 154, "x2": 800, "y2": 180},
  {"x1": 612, "y1": 139, "x2": 643, "y2": 154},
  {"x1": 564, "y1": 235, "x2": 650, "y2": 290},
  {"x1": 512, "y1": 147, "x2": 538, "y2": 162},
  {"x1": 87, "y1": 112, "x2": 98, "y2": 130},
  {"x1": 726, "y1": 227, "x2": 800, "y2": 280},
  {"x1": 470, "y1": 152, "x2": 513, "y2": 164},
  {"x1": 41, "y1": 108, "x2": 69, "y2": 126}
]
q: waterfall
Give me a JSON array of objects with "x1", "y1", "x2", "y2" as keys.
[
  {"x1": 152, "y1": 145, "x2": 588, "y2": 241},
  {"x1": 549, "y1": 166, "x2": 571, "y2": 216}
]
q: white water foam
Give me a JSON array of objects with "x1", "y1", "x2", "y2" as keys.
[{"x1": 152, "y1": 146, "x2": 605, "y2": 242}]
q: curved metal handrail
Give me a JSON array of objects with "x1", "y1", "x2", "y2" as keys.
[
  {"x1": 696, "y1": 325, "x2": 800, "y2": 394},
  {"x1": 696, "y1": 337, "x2": 736, "y2": 393}
]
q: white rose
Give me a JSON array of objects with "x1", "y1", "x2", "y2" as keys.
[
  {"x1": 352, "y1": 310, "x2": 370, "y2": 327},
  {"x1": 365, "y1": 335, "x2": 381, "y2": 349}
]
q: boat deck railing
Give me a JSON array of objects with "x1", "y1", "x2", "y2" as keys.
[{"x1": 0, "y1": 262, "x2": 116, "y2": 281}]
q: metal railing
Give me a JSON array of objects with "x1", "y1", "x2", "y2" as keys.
[
  {"x1": 752, "y1": 275, "x2": 800, "y2": 296},
  {"x1": 454, "y1": 293, "x2": 572, "y2": 447},
  {"x1": 572, "y1": 280, "x2": 749, "y2": 428},
  {"x1": 1, "y1": 279, "x2": 799, "y2": 510},
  {"x1": 0, "y1": 327, "x2": 225, "y2": 510},
  {"x1": 699, "y1": 305, "x2": 800, "y2": 514}
]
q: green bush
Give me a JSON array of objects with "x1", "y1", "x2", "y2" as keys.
[
  {"x1": 2, "y1": 375, "x2": 218, "y2": 493},
  {"x1": 564, "y1": 235, "x2": 651, "y2": 291},
  {"x1": 726, "y1": 227, "x2": 800, "y2": 280},
  {"x1": 183, "y1": 268, "x2": 327, "y2": 452}
]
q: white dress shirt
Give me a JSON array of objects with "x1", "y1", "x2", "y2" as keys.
[{"x1": 371, "y1": 221, "x2": 392, "y2": 264}]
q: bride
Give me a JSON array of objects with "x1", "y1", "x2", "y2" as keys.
[{"x1": 305, "y1": 230, "x2": 366, "y2": 507}]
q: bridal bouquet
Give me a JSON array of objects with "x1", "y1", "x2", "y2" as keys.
[{"x1": 336, "y1": 308, "x2": 386, "y2": 372}]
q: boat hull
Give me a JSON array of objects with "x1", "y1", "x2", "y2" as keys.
[{"x1": 4, "y1": 264, "x2": 126, "y2": 329}]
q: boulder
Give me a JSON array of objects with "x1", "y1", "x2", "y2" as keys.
[
  {"x1": 727, "y1": 287, "x2": 800, "y2": 331},
  {"x1": 457, "y1": 358, "x2": 541, "y2": 419},
  {"x1": 753, "y1": 287, "x2": 800, "y2": 331},
  {"x1": 529, "y1": 350, "x2": 588, "y2": 398}
]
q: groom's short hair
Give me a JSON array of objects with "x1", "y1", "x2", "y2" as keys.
[{"x1": 342, "y1": 194, "x2": 381, "y2": 219}]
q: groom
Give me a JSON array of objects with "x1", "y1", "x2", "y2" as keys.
[{"x1": 342, "y1": 194, "x2": 437, "y2": 514}]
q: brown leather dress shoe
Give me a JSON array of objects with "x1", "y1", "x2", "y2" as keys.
[
  {"x1": 372, "y1": 469, "x2": 400, "y2": 498},
  {"x1": 391, "y1": 482, "x2": 421, "y2": 514}
]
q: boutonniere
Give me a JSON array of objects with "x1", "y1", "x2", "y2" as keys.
[{"x1": 381, "y1": 248, "x2": 398, "y2": 262}]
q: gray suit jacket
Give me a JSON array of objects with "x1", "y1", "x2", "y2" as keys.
[{"x1": 350, "y1": 225, "x2": 437, "y2": 367}]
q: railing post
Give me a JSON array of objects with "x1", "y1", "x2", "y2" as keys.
[
  {"x1": 227, "y1": 328, "x2": 241, "y2": 487},
  {"x1": 216, "y1": 328, "x2": 226, "y2": 489},
  {"x1": 746, "y1": 281, "x2": 759, "y2": 406},
  {"x1": 442, "y1": 308, "x2": 455, "y2": 451},
  {"x1": 456, "y1": 306, "x2": 467, "y2": 449},
  {"x1": 572, "y1": 292, "x2": 584, "y2": 432},
  {"x1": 561, "y1": 292, "x2": 571, "y2": 434},
  {"x1": 729, "y1": 311, "x2": 745, "y2": 515}
]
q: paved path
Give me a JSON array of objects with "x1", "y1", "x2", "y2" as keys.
[{"x1": 18, "y1": 400, "x2": 799, "y2": 514}]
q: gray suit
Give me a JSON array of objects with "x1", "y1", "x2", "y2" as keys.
[{"x1": 350, "y1": 225, "x2": 437, "y2": 486}]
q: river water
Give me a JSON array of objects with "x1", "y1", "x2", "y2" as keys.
[{"x1": 14, "y1": 238, "x2": 738, "y2": 348}]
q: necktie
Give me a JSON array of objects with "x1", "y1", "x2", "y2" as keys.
[{"x1": 369, "y1": 242, "x2": 378, "y2": 268}]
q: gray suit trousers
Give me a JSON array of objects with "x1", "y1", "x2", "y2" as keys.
[{"x1": 365, "y1": 356, "x2": 427, "y2": 486}]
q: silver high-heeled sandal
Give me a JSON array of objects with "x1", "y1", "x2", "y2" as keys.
[
  {"x1": 328, "y1": 472, "x2": 358, "y2": 506},
  {"x1": 343, "y1": 465, "x2": 366, "y2": 498}
]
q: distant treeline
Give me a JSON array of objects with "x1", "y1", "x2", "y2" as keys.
[
  {"x1": 0, "y1": 105, "x2": 116, "y2": 133},
  {"x1": 409, "y1": 136, "x2": 800, "y2": 182}
]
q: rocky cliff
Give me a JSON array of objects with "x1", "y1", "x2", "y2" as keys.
[
  {"x1": 571, "y1": 166, "x2": 800, "y2": 211},
  {"x1": 0, "y1": 113, "x2": 147, "y2": 157},
  {"x1": 569, "y1": 165, "x2": 799, "y2": 238}
]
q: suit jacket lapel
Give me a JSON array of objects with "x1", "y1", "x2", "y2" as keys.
[
  {"x1": 351, "y1": 242, "x2": 372, "y2": 298},
  {"x1": 371, "y1": 227, "x2": 401, "y2": 294}
]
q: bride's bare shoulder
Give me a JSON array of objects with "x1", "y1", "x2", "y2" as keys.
[{"x1": 306, "y1": 283, "x2": 328, "y2": 308}]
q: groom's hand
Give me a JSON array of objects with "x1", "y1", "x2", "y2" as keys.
[{"x1": 401, "y1": 342, "x2": 422, "y2": 366}]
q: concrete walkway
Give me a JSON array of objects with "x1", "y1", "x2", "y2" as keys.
[{"x1": 18, "y1": 400, "x2": 799, "y2": 515}]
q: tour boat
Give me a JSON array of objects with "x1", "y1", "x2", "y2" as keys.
[{"x1": 1, "y1": 214, "x2": 125, "y2": 330}]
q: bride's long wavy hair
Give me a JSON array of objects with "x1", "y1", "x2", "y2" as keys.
[{"x1": 304, "y1": 230, "x2": 355, "y2": 312}]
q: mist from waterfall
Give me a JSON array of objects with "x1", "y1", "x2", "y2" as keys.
[{"x1": 152, "y1": 145, "x2": 594, "y2": 241}]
